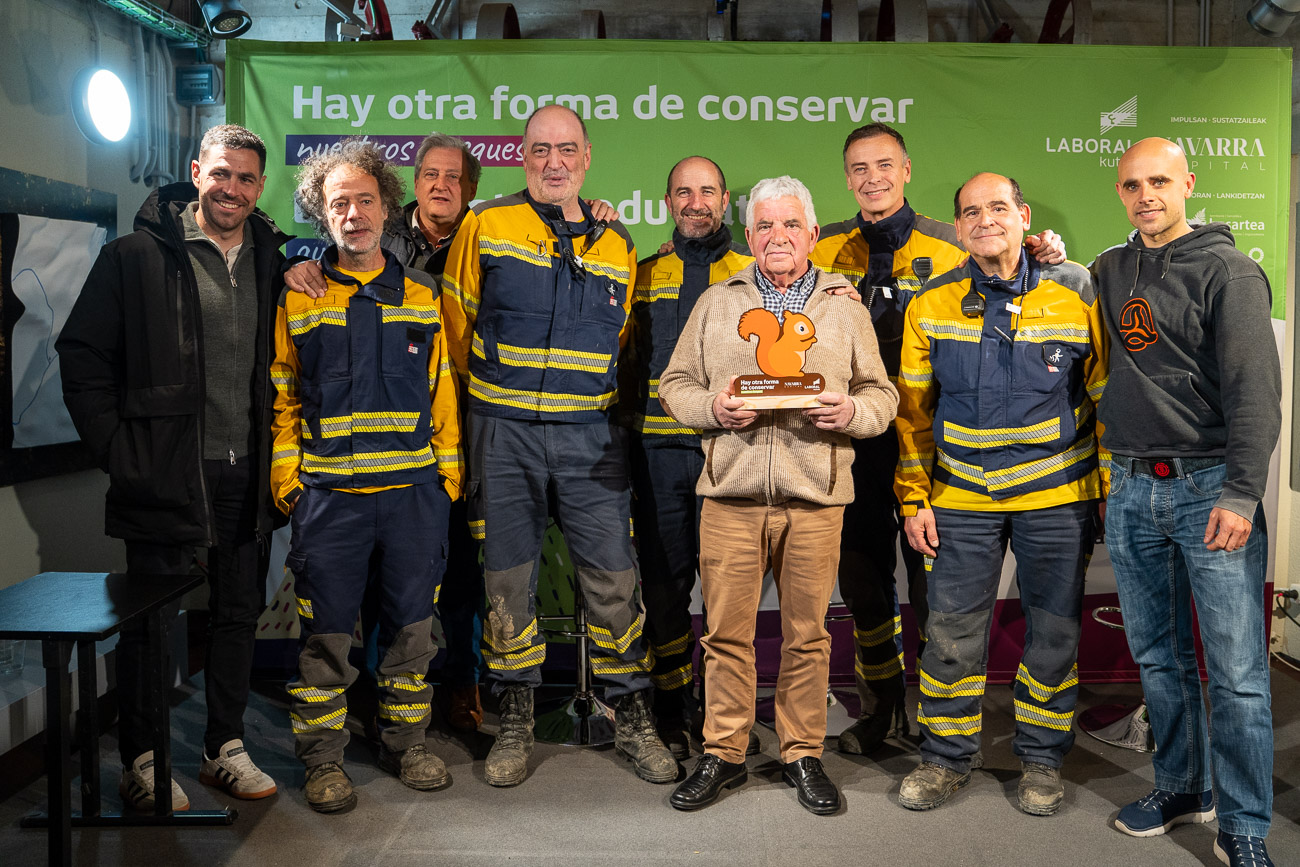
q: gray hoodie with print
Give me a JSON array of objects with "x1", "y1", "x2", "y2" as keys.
[{"x1": 1090, "y1": 222, "x2": 1280, "y2": 520}]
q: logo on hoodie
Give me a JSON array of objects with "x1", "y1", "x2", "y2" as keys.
[{"x1": 1119, "y1": 298, "x2": 1159, "y2": 351}]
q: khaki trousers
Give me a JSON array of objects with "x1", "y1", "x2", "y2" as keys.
[{"x1": 698, "y1": 496, "x2": 844, "y2": 764}]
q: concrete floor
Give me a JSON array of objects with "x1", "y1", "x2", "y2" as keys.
[{"x1": 2, "y1": 670, "x2": 1299, "y2": 866}]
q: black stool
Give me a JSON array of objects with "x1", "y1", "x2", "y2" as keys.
[{"x1": 533, "y1": 588, "x2": 615, "y2": 745}]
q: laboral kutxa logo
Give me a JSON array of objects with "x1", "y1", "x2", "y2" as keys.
[
  {"x1": 1044, "y1": 95, "x2": 1136, "y2": 162},
  {"x1": 1101, "y1": 95, "x2": 1138, "y2": 134}
]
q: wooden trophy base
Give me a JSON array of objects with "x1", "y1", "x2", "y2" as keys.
[{"x1": 736, "y1": 372, "x2": 825, "y2": 409}]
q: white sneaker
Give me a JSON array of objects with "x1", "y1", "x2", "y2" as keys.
[
  {"x1": 199, "y1": 739, "x2": 277, "y2": 799},
  {"x1": 119, "y1": 751, "x2": 191, "y2": 811}
]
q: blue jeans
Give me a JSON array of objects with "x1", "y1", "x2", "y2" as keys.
[{"x1": 1106, "y1": 458, "x2": 1272, "y2": 838}]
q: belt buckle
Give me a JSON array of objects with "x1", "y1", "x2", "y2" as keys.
[{"x1": 1149, "y1": 459, "x2": 1176, "y2": 479}]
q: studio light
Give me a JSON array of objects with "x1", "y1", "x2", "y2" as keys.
[
  {"x1": 1247, "y1": 0, "x2": 1300, "y2": 37},
  {"x1": 199, "y1": 0, "x2": 253, "y2": 38},
  {"x1": 72, "y1": 67, "x2": 132, "y2": 145}
]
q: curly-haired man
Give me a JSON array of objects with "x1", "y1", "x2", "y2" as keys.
[{"x1": 272, "y1": 139, "x2": 463, "y2": 812}]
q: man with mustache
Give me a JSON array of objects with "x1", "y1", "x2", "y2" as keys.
[
  {"x1": 442, "y1": 104, "x2": 675, "y2": 787},
  {"x1": 811, "y1": 124, "x2": 1068, "y2": 757},
  {"x1": 894, "y1": 173, "x2": 1107, "y2": 816},
  {"x1": 1096, "y1": 138, "x2": 1280, "y2": 867},
  {"x1": 59, "y1": 125, "x2": 286, "y2": 810},
  {"x1": 272, "y1": 140, "x2": 462, "y2": 812}
]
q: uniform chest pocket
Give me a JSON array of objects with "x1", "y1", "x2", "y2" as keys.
[
  {"x1": 1013, "y1": 309, "x2": 1089, "y2": 396},
  {"x1": 290, "y1": 307, "x2": 351, "y2": 384},
  {"x1": 381, "y1": 319, "x2": 438, "y2": 380},
  {"x1": 579, "y1": 271, "x2": 627, "y2": 326}
]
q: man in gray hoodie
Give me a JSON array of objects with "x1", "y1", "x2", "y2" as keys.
[{"x1": 1094, "y1": 137, "x2": 1280, "y2": 867}]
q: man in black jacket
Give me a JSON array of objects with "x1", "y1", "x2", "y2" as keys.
[{"x1": 58, "y1": 124, "x2": 288, "y2": 810}]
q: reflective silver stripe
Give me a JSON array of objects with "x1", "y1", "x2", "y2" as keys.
[
  {"x1": 288, "y1": 306, "x2": 348, "y2": 335},
  {"x1": 943, "y1": 417, "x2": 1061, "y2": 448},
  {"x1": 301, "y1": 447, "x2": 437, "y2": 476},
  {"x1": 919, "y1": 668, "x2": 986, "y2": 699},
  {"x1": 469, "y1": 376, "x2": 615, "y2": 412},
  {"x1": 918, "y1": 318, "x2": 982, "y2": 342},
  {"x1": 588, "y1": 613, "x2": 643, "y2": 654},
  {"x1": 855, "y1": 616, "x2": 901, "y2": 647},
  {"x1": 381, "y1": 305, "x2": 439, "y2": 324},
  {"x1": 1013, "y1": 699, "x2": 1074, "y2": 731},
  {"x1": 1016, "y1": 323, "x2": 1091, "y2": 344},
  {"x1": 480, "y1": 235, "x2": 551, "y2": 269},
  {"x1": 584, "y1": 259, "x2": 630, "y2": 282},
  {"x1": 983, "y1": 436, "x2": 1097, "y2": 491},
  {"x1": 290, "y1": 707, "x2": 347, "y2": 732},
  {"x1": 315, "y1": 412, "x2": 422, "y2": 438},
  {"x1": 633, "y1": 283, "x2": 680, "y2": 304},
  {"x1": 484, "y1": 618, "x2": 538, "y2": 653},
  {"x1": 494, "y1": 341, "x2": 611, "y2": 373}
]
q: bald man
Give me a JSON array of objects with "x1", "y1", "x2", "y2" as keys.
[
  {"x1": 1095, "y1": 138, "x2": 1279, "y2": 867},
  {"x1": 442, "y1": 104, "x2": 675, "y2": 788}
]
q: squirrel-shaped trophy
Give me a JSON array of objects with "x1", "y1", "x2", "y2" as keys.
[{"x1": 734, "y1": 308, "x2": 825, "y2": 409}]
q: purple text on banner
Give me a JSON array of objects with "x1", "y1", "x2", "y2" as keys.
[
  {"x1": 459, "y1": 136, "x2": 526, "y2": 167},
  {"x1": 286, "y1": 135, "x2": 423, "y2": 166},
  {"x1": 284, "y1": 135, "x2": 527, "y2": 168}
]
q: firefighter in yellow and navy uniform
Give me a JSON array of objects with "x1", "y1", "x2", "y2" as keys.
[
  {"x1": 623, "y1": 221, "x2": 752, "y2": 746},
  {"x1": 442, "y1": 188, "x2": 656, "y2": 705},
  {"x1": 895, "y1": 230, "x2": 1108, "y2": 811},
  {"x1": 810, "y1": 201, "x2": 965, "y2": 746},
  {"x1": 271, "y1": 246, "x2": 463, "y2": 784}
]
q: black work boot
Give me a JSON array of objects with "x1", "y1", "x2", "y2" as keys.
[
  {"x1": 614, "y1": 690, "x2": 678, "y2": 783},
  {"x1": 837, "y1": 699, "x2": 909, "y2": 756},
  {"x1": 654, "y1": 688, "x2": 691, "y2": 761},
  {"x1": 485, "y1": 685, "x2": 534, "y2": 787}
]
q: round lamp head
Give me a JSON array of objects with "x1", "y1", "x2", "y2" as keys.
[
  {"x1": 200, "y1": 0, "x2": 253, "y2": 38},
  {"x1": 72, "y1": 68, "x2": 131, "y2": 145}
]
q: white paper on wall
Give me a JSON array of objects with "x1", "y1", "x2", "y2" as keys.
[{"x1": 9, "y1": 214, "x2": 105, "y2": 448}]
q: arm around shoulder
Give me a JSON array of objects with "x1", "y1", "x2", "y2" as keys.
[{"x1": 657, "y1": 300, "x2": 724, "y2": 430}]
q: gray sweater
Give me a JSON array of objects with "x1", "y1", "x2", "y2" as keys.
[
  {"x1": 1091, "y1": 223, "x2": 1280, "y2": 519},
  {"x1": 658, "y1": 264, "x2": 897, "y2": 506},
  {"x1": 182, "y1": 203, "x2": 258, "y2": 462}
]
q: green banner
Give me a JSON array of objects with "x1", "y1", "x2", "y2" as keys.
[{"x1": 228, "y1": 39, "x2": 1291, "y2": 317}]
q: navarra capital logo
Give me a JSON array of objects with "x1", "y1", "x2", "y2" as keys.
[{"x1": 1101, "y1": 95, "x2": 1138, "y2": 135}]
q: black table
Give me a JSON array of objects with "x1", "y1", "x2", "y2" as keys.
[{"x1": 0, "y1": 572, "x2": 235, "y2": 866}]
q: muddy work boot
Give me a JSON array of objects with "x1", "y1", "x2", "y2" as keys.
[
  {"x1": 304, "y1": 761, "x2": 356, "y2": 813},
  {"x1": 485, "y1": 685, "x2": 534, "y2": 787},
  {"x1": 1018, "y1": 762, "x2": 1064, "y2": 816},
  {"x1": 898, "y1": 761, "x2": 971, "y2": 811},
  {"x1": 378, "y1": 742, "x2": 451, "y2": 791},
  {"x1": 614, "y1": 690, "x2": 678, "y2": 783}
]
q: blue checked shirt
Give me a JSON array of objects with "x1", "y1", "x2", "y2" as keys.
[{"x1": 754, "y1": 262, "x2": 818, "y2": 323}]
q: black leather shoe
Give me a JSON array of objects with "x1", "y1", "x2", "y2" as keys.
[
  {"x1": 669, "y1": 754, "x2": 747, "y2": 811},
  {"x1": 782, "y1": 756, "x2": 841, "y2": 815}
]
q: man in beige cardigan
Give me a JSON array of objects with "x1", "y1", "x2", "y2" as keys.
[{"x1": 658, "y1": 176, "x2": 897, "y2": 815}]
